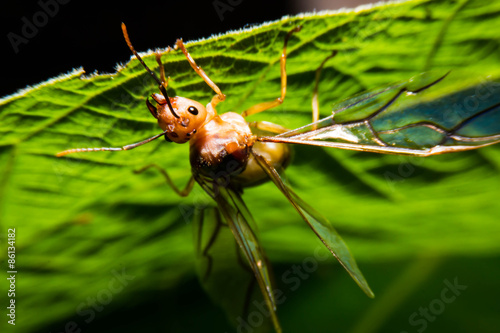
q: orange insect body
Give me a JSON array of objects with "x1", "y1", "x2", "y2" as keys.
[
  {"x1": 148, "y1": 93, "x2": 208, "y2": 143},
  {"x1": 55, "y1": 20, "x2": 500, "y2": 333},
  {"x1": 56, "y1": 23, "x2": 376, "y2": 333},
  {"x1": 189, "y1": 111, "x2": 257, "y2": 179},
  {"x1": 147, "y1": 88, "x2": 262, "y2": 181}
]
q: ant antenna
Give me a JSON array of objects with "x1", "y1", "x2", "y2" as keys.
[{"x1": 121, "y1": 23, "x2": 179, "y2": 119}]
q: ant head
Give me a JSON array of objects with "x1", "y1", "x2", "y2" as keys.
[
  {"x1": 120, "y1": 23, "x2": 209, "y2": 144},
  {"x1": 147, "y1": 94, "x2": 207, "y2": 143}
]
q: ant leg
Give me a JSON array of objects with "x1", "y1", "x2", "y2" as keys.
[
  {"x1": 155, "y1": 49, "x2": 172, "y2": 90},
  {"x1": 248, "y1": 121, "x2": 290, "y2": 134},
  {"x1": 194, "y1": 207, "x2": 224, "y2": 282},
  {"x1": 134, "y1": 164, "x2": 195, "y2": 197},
  {"x1": 56, "y1": 129, "x2": 169, "y2": 157},
  {"x1": 312, "y1": 51, "x2": 337, "y2": 130},
  {"x1": 121, "y1": 23, "x2": 179, "y2": 118},
  {"x1": 241, "y1": 26, "x2": 302, "y2": 118},
  {"x1": 175, "y1": 40, "x2": 226, "y2": 108}
]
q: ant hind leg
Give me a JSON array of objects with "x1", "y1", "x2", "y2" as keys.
[
  {"x1": 134, "y1": 164, "x2": 195, "y2": 197},
  {"x1": 311, "y1": 50, "x2": 337, "y2": 130},
  {"x1": 248, "y1": 121, "x2": 290, "y2": 135}
]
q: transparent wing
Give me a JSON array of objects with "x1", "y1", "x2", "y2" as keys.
[
  {"x1": 194, "y1": 174, "x2": 282, "y2": 333},
  {"x1": 252, "y1": 152, "x2": 374, "y2": 298},
  {"x1": 259, "y1": 71, "x2": 500, "y2": 155},
  {"x1": 193, "y1": 207, "x2": 273, "y2": 333}
]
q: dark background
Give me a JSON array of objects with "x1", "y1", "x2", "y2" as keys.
[{"x1": 0, "y1": 0, "x2": 370, "y2": 98}]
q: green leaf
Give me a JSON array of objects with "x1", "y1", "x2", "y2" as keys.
[{"x1": 1, "y1": 0, "x2": 500, "y2": 331}]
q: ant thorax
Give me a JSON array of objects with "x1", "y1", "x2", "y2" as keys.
[{"x1": 189, "y1": 112, "x2": 256, "y2": 179}]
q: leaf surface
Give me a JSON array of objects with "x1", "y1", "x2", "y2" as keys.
[{"x1": 1, "y1": 0, "x2": 500, "y2": 331}]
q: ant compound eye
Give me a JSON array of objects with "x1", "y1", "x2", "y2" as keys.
[{"x1": 187, "y1": 106, "x2": 199, "y2": 115}]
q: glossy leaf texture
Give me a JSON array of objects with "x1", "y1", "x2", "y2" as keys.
[{"x1": 1, "y1": 0, "x2": 500, "y2": 332}]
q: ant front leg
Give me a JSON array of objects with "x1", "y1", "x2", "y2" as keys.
[
  {"x1": 155, "y1": 49, "x2": 172, "y2": 90},
  {"x1": 241, "y1": 26, "x2": 302, "y2": 118},
  {"x1": 175, "y1": 40, "x2": 226, "y2": 109},
  {"x1": 134, "y1": 164, "x2": 195, "y2": 197}
]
